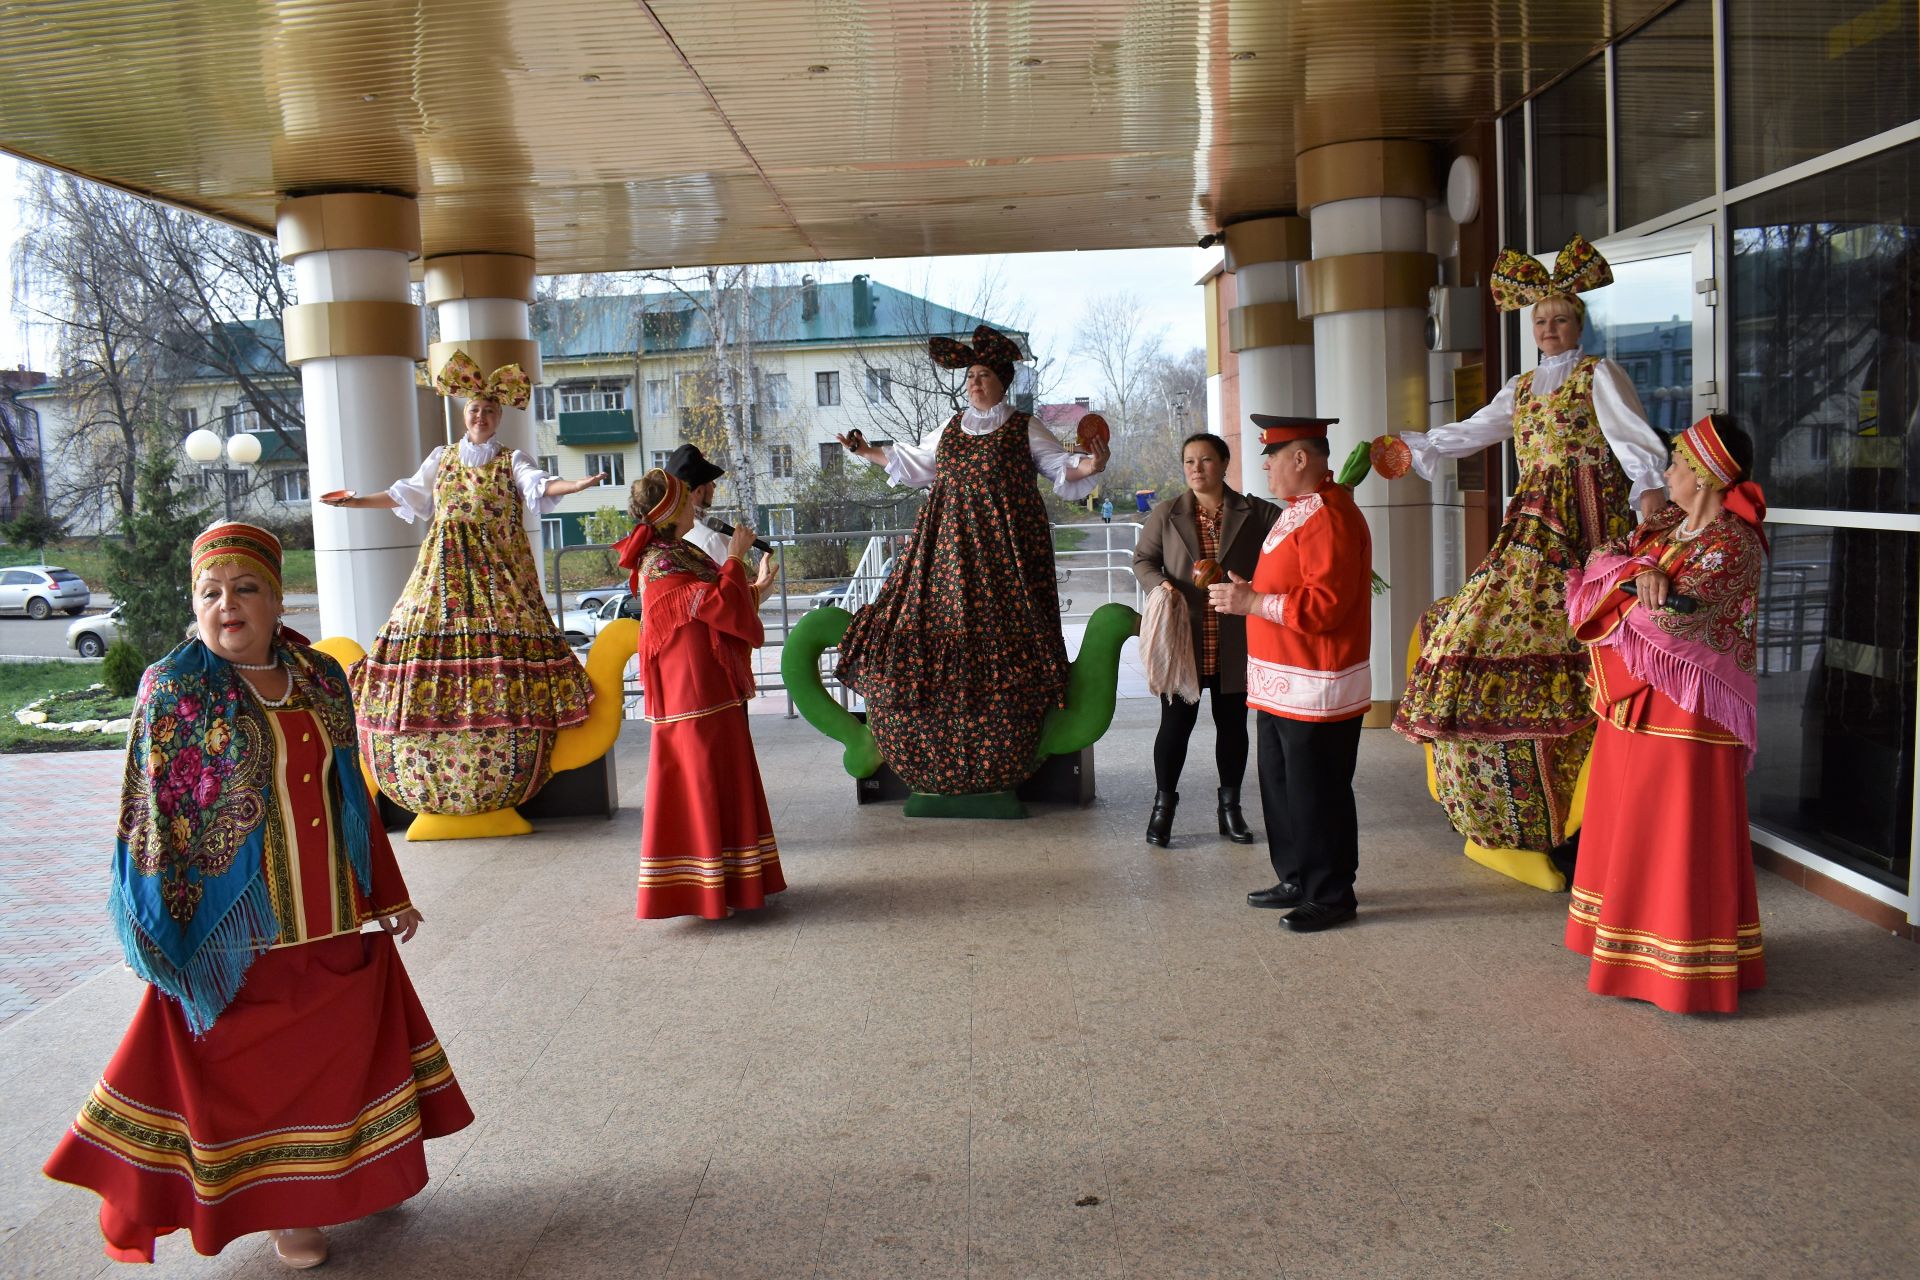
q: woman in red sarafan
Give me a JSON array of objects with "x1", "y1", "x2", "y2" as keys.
[
  {"x1": 43, "y1": 523, "x2": 472, "y2": 1268},
  {"x1": 616, "y1": 470, "x2": 785, "y2": 921},
  {"x1": 1563, "y1": 415, "x2": 1770, "y2": 1014}
]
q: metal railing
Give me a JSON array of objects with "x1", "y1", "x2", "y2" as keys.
[{"x1": 548, "y1": 519, "x2": 1144, "y2": 718}]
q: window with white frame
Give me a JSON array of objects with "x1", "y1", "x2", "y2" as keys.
[
  {"x1": 175, "y1": 407, "x2": 198, "y2": 433},
  {"x1": 221, "y1": 404, "x2": 260, "y2": 435},
  {"x1": 540, "y1": 518, "x2": 563, "y2": 552},
  {"x1": 560, "y1": 384, "x2": 627, "y2": 413},
  {"x1": 651, "y1": 450, "x2": 672, "y2": 471},
  {"x1": 582, "y1": 452, "x2": 626, "y2": 487},
  {"x1": 761, "y1": 372, "x2": 790, "y2": 410},
  {"x1": 270, "y1": 470, "x2": 309, "y2": 504},
  {"x1": 533, "y1": 387, "x2": 556, "y2": 421},
  {"x1": 768, "y1": 443, "x2": 795, "y2": 479},
  {"x1": 815, "y1": 371, "x2": 840, "y2": 406},
  {"x1": 646, "y1": 380, "x2": 671, "y2": 416},
  {"x1": 537, "y1": 454, "x2": 561, "y2": 476},
  {"x1": 766, "y1": 507, "x2": 796, "y2": 538},
  {"x1": 864, "y1": 368, "x2": 893, "y2": 403}
]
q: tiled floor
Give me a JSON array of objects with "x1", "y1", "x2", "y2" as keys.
[
  {"x1": 2, "y1": 700, "x2": 1916, "y2": 1278},
  {"x1": 0, "y1": 751, "x2": 124, "y2": 1028}
]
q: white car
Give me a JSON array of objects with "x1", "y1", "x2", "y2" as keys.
[
  {"x1": 67, "y1": 605, "x2": 122, "y2": 658},
  {"x1": 0, "y1": 565, "x2": 92, "y2": 618},
  {"x1": 557, "y1": 591, "x2": 640, "y2": 647}
]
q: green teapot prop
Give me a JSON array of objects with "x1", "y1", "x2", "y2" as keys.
[{"x1": 783, "y1": 602, "x2": 1140, "y2": 818}]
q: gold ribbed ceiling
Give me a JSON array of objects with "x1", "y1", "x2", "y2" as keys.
[{"x1": 0, "y1": 1, "x2": 1669, "y2": 272}]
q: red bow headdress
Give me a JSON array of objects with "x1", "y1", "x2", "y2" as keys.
[
  {"x1": 1676, "y1": 415, "x2": 1769, "y2": 552},
  {"x1": 611, "y1": 470, "x2": 690, "y2": 591},
  {"x1": 1489, "y1": 234, "x2": 1613, "y2": 313}
]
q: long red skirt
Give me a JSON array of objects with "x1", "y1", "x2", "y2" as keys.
[
  {"x1": 638, "y1": 703, "x2": 785, "y2": 920},
  {"x1": 1565, "y1": 714, "x2": 1766, "y2": 1014},
  {"x1": 44, "y1": 932, "x2": 473, "y2": 1262}
]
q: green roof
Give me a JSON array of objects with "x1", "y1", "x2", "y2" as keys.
[{"x1": 534, "y1": 277, "x2": 1024, "y2": 361}]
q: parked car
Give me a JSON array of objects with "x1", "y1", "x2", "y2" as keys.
[
  {"x1": 67, "y1": 604, "x2": 122, "y2": 659},
  {"x1": 573, "y1": 582, "x2": 629, "y2": 612},
  {"x1": 557, "y1": 590, "x2": 641, "y2": 647},
  {"x1": 0, "y1": 565, "x2": 92, "y2": 618}
]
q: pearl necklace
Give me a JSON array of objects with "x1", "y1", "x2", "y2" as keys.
[
  {"x1": 228, "y1": 656, "x2": 280, "y2": 671},
  {"x1": 243, "y1": 662, "x2": 295, "y2": 708},
  {"x1": 1673, "y1": 518, "x2": 1707, "y2": 543}
]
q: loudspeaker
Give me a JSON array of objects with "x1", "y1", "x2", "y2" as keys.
[{"x1": 1426, "y1": 285, "x2": 1483, "y2": 353}]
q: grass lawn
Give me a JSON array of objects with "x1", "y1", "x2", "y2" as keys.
[
  {"x1": 0, "y1": 662, "x2": 132, "y2": 754},
  {"x1": 0, "y1": 542, "x2": 320, "y2": 597}
]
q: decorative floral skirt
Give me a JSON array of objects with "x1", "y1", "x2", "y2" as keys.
[
  {"x1": 43, "y1": 933, "x2": 472, "y2": 1262},
  {"x1": 362, "y1": 724, "x2": 555, "y2": 816}
]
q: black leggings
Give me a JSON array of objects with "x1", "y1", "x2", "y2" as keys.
[{"x1": 1152, "y1": 675, "x2": 1250, "y2": 793}]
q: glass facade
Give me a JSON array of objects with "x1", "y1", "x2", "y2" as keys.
[
  {"x1": 1531, "y1": 58, "x2": 1608, "y2": 251},
  {"x1": 1581, "y1": 253, "x2": 1697, "y2": 435},
  {"x1": 1614, "y1": 0, "x2": 1714, "y2": 228},
  {"x1": 1500, "y1": 109, "x2": 1526, "y2": 247},
  {"x1": 1728, "y1": 0, "x2": 1919, "y2": 186},
  {"x1": 1732, "y1": 142, "x2": 1920, "y2": 514},
  {"x1": 1752, "y1": 523, "x2": 1916, "y2": 888}
]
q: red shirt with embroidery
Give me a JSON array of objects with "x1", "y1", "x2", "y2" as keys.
[{"x1": 1245, "y1": 476, "x2": 1373, "y2": 722}]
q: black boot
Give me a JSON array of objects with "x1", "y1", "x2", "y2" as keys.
[
  {"x1": 1145, "y1": 791, "x2": 1178, "y2": 847},
  {"x1": 1217, "y1": 786, "x2": 1254, "y2": 844}
]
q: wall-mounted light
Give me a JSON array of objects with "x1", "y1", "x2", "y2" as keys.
[{"x1": 1231, "y1": 51, "x2": 1256, "y2": 62}]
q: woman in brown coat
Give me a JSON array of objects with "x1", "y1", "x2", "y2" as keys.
[{"x1": 1131, "y1": 432, "x2": 1281, "y2": 847}]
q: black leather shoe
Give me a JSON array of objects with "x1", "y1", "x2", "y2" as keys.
[
  {"x1": 1280, "y1": 901, "x2": 1357, "y2": 933},
  {"x1": 1247, "y1": 881, "x2": 1304, "y2": 908},
  {"x1": 1145, "y1": 791, "x2": 1178, "y2": 847},
  {"x1": 1217, "y1": 786, "x2": 1255, "y2": 844}
]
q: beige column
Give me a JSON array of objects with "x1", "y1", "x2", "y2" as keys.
[
  {"x1": 1293, "y1": 140, "x2": 1439, "y2": 725},
  {"x1": 1222, "y1": 217, "x2": 1316, "y2": 503},
  {"x1": 424, "y1": 253, "x2": 546, "y2": 590},
  {"x1": 278, "y1": 194, "x2": 428, "y2": 649}
]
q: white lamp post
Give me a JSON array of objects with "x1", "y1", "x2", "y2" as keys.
[{"x1": 183, "y1": 428, "x2": 262, "y2": 521}]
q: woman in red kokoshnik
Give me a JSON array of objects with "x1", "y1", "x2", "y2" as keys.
[
  {"x1": 1564, "y1": 415, "x2": 1769, "y2": 1013},
  {"x1": 43, "y1": 523, "x2": 471, "y2": 1268},
  {"x1": 615, "y1": 470, "x2": 785, "y2": 920}
]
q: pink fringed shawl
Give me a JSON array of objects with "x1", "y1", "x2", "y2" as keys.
[{"x1": 1566, "y1": 505, "x2": 1767, "y2": 769}]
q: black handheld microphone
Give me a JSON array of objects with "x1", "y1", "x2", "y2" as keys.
[
  {"x1": 1618, "y1": 579, "x2": 1697, "y2": 614},
  {"x1": 705, "y1": 516, "x2": 775, "y2": 556}
]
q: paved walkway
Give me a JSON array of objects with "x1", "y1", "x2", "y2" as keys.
[
  {"x1": 0, "y1": 751, "x2": 122, "y2": 1028},
  {"x1": 3, "y1": 704, "x2": 1916, "y2": 1277}
]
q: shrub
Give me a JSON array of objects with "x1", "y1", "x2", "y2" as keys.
[{"x1": 102, "y1": 639, "x2": 146, "y2": 699}]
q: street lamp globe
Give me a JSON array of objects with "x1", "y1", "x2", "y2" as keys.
[
  {"x1": 183, "y1": 428, "x2": 223, "y2": 463},
  {"x1": 226, "y1": 433, "x2": 262, "y2": 465}
]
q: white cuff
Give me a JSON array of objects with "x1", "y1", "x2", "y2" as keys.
[{"x1": 1258, "y1": 593, "x2": 1287, "y2": 626}]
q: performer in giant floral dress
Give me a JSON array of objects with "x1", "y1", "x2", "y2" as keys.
[
  {"x1": 833, "y1": 325, "x2": 1109, "y2": 796},
  {"x1": 1385, "y1": 236, "x2": 1668, "y2": 885},
  {"x1": 327, "y1": 353, "x2": 604, "y2": 820},
  {"x1": 44, "y1": 524, "x2": 471, "y2": 1268},
  {"x1": 1564, "y1": 416, "x2": 1769, "y2": 1013},
  {"x1": 615, "y1": 470, "x2": 784, "y2": 920}
]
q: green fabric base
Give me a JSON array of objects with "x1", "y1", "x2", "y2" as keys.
[{"x1": 903, "y1": 790, "x2": 1028, "y2": 819}]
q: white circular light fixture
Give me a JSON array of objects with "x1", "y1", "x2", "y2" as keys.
[
  {"x1": 226, "y1": 433, "x2": 262, "y2": 465},
  {"x1": 183, "y1": 428, "x2": 222, "y2": 463},
  {"x1": 1446, "y1": 155, "x2": 1481, "y2": 225}
]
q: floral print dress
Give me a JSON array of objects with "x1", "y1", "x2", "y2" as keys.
[
  {"x1": 1393, "y1": 356, "x2": 1635, "y2": 852},
  {"x1": 836, "y1": 409, "x2": 1068, "y2": 794},
  {"x1": 354, "y1": 448, "x2": 592, "y2": 815}
]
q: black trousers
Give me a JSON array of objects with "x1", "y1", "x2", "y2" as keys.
[
  {"x1": 1152, "y1": 674, "x2": 1250, "y2": 793},
  {"x1": 1255, "y1": 710, "x2": 1364, "y2": 908}
]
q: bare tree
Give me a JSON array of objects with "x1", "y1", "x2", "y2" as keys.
[
  {"x1": 12, "y1": 168, "x2": 179, "y2": 527},
  {"x1": 840, "y1": 264, "x2": 1054, "y2": 446},
  {"x1": 1072, "y1": 291, "x2": 1168, "y2": 454}
]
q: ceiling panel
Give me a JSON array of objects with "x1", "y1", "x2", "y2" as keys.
[{"x1": 0, "y1": 0, "x2": 1674, "y2": 273}]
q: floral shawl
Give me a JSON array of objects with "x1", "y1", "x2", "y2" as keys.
[
  {"x1": 639, "y1": 539, "x2": 755, "y2": 700},
  {"x1": 1566, "y1": 502, "x2": 1767, "y2": 765},
  {"x1": 112, "y1": 633, "x2": 372, "y2": 1034}
]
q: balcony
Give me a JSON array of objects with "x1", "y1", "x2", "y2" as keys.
[{"x1": 557, "y1": 408, "x2": 636, "y2": 445}]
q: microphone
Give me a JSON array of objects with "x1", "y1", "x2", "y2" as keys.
[
  {"x1": 1618, "y1": 579, "x2": 1697, "y2": 614},
  {"x1": 705, "y1": 516, "x2": 775, "y2": 556}
]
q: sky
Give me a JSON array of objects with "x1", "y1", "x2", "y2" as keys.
[{"x1": 0, "y1": 152, "x2": 1218, "y2": 398}]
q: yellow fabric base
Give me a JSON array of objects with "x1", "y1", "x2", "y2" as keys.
[
  {"x1": 407, "y1": 809, "x2": 533, "y2": 841},
  {"x1": 1463, "y1": 839, "x2": 1566, "y2": 892}
]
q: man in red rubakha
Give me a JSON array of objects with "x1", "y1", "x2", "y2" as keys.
[{"x1": 1209, "y1": 415, "x2": 1373, "y2": 932}]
